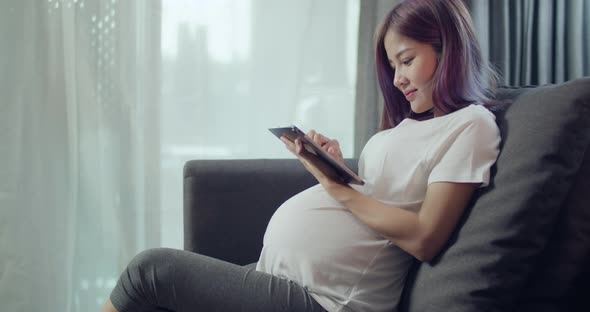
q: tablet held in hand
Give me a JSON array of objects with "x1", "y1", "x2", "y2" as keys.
[{"x1": 269, "y1": 126, "x2": 365, "y2": 185}]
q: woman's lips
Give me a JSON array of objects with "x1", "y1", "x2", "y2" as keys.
[{"x1": 405, "y1": 89, "x2": 417, "y2": 101}]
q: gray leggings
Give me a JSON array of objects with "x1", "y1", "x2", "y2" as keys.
[{"x1": 109, "y1": 248, "x2": 327, "y2": 312}]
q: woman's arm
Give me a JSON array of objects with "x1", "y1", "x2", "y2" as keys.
[
  {"x1": 283, "y1": 136, "x2": 479, "y2": 262},
  {"x1": 330, "y1": 181, "x2": 479, "y2": 262}
]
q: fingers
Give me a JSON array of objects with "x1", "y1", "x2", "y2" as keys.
[
  {"x1": 281, "y1": 136, "x2": 306, "y2": 156},
  {"x1": 325, "y1": 139, "x2": 340, "y2": 148},
  {"x1": 324, "y1": 139, "x2": 343, "y2": 158},
  {"x1": 309, "y1": 131, "x2": 338, "y2": 149},
  {"x1": 294, "y1": 138, "x2": 304, "y2": 154},
  {"x1": 308, "y1": 129, "x2": 330, "y2": 146},
  {"x1": 307, "y1": 129, "x2": 343, "y2": 159},
  {"x1": 280, "y1": 136, "x2": 296, "y2": 154},
  {"x1": 281, "y1": 135, "x2": 341, "y2": 184}
]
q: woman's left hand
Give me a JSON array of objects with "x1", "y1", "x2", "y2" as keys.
[{"x1": 280, "y1": 135, "x2": 351, "y2": 195}]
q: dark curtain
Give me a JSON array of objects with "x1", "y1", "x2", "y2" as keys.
[
  {"x1": 354, "y1": 0, "x2": 397, "y2": 157},
  {"x1": 465, "y1": 0, "x2": 590, "y2": 86}
]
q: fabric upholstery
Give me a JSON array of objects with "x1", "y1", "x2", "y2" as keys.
[
  {"x1": 401, "y1": 78, "x2": 590, "y2": 312},
  {"x1": 516, "y1": 139, "x2": 590, "y2": 311}
]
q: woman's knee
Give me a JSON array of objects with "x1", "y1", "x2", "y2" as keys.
[
  {"x1": 126, "y1": 248, "x2": 177, "y2": 279},
  {"x1": 111, "y1": 248, "x2": 178, "y2": 310}
]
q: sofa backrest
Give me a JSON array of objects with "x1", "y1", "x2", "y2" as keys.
[
  {"x1": 399, "y1": 78, "x2": 590, "y2": 312},
  {"x1": 183, "y1": 158, "x2": 358, "y2": 265}
]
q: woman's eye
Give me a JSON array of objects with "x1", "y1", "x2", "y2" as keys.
[{"x1": 402, "y1": 58, "x2": 413, "y2": 65}]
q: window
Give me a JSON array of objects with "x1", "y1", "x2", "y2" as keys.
[{"x1": 159, "y1": 0, "x2": 360, "y2": 247}]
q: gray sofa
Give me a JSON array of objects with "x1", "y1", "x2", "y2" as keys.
[{"x1": 184, "y1": 78, "x2": 590, "y2": 311}]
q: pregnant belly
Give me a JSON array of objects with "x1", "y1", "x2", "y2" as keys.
[
  {"x1": 264, "y1": 185, "x2": 383, "y2": 247},
  {"x1": 259, "y1": 184, "x2": 390, "y2": 289}
]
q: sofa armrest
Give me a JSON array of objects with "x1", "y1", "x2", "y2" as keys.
[{"x1": 183, "y1": 158, "x2": 359, "y2": 265}]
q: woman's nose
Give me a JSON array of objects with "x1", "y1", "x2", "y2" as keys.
[{"x1": 393, "y1": 72, "x2": 408, "y2": 89}]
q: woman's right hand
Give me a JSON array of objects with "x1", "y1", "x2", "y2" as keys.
[{"x1": 306, "y1": 130, "x2": 344, "y2": 165}]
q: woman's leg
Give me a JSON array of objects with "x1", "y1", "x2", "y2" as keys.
[{"x1": 105, "y1": 247, "x2": 326, "y2": 312}]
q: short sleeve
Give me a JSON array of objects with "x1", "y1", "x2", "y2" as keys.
[{"x1": 428, "y1": 111, "x2": 501, "y2": 187}]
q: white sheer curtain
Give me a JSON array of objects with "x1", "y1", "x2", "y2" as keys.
[
  {"x1": 0, "y1": 0, "x2": 359, "y2": 311},
  {"x1": 1, "y1": 0, "x2": 161, "y2": 310}
]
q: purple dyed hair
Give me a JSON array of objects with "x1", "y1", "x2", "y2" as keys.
[{"x1": 376, "y1": 0, "x2": 499, "y2": 129}]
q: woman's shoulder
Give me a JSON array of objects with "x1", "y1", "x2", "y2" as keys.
[
  {"x1": 432, "y1": 104, "x2": 500, "y2": 144},
  {"x1": 449, "y1": 104, "x2": 500, "y2": 142},
  {"x1": 452, "y1": 104, "x2": 497, "y2": 128}
]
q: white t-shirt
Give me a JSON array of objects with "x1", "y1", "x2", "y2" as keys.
[{"x1": 256, "y1": 104, "x2": 501, "y2": 312}]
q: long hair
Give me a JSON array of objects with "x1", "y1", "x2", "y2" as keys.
[{"x1": 375, "y1": 0, "x2": 499, "y2": 129}]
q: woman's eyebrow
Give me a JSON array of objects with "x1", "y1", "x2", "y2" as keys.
[
  {"x1": 395, "y1": 48, "x2": 413, "y2": 59},
  {"x1": 388, "y1": 48, "x2": 414, "y2": 65}
]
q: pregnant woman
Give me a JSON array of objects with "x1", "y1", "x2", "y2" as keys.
[{"x1": 102, "y1": 0, "x2": 501, "y2": 311}]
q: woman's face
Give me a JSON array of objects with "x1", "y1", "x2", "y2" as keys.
[{"x1": 384, "y1": 29, "x2": 439, "y2": 115}]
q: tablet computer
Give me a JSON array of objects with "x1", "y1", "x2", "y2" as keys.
[{"x1": 269, "y1": 126, "x2": 364, "y2": 185}]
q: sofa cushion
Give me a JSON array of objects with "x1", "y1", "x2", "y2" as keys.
[
  {"x1": 400, "y1": 78, "x2": 590, "y2": 312},
  {"x1": 516, "y1": 141, "x2": 590, "y2": 312}
]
